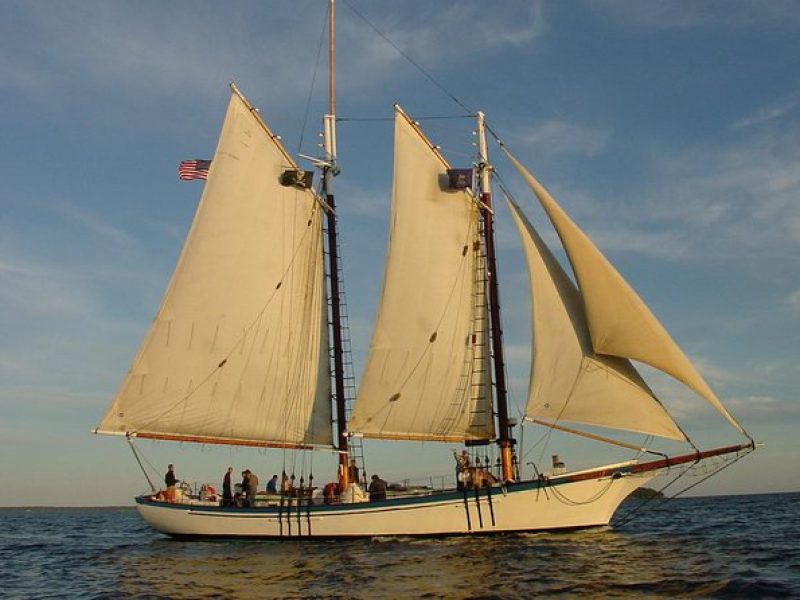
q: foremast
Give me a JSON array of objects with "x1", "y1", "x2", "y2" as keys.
[
  {"x1": 322, "y1": 0, "x2": 351, "y2": 490},
  {"x1": 476, "y1": 112, "x2": 515, "y2": 483}
]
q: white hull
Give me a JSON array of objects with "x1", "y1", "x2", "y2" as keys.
[{"x1": 136, "y1": 469, "x2": 656, "y2": 538}]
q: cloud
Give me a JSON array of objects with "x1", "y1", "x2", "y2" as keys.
[
  {"x1": 3, "y1": 1, "x2": 547, "y2": 113},
  {"x1": 594, "y1": 0, "x2": 800, "y2": 30},
  {"x1": 640, "y1": 356, "x2": 800, "y2": 430},
  {"x1": 343, "y1": 0, "x2": 544, "y2": 57},
  {"x1": 524, "y1": 121, "x2": 800, "y2": 267},
  {"x1": 337, "y1": 180, "x2": 389, "y2": 218},
  {"x1": 456, "y1": 0, "x2": 546, "y2": 49},
  {"x1": 51, "y1": 199, "x2": 138, "y2": 249},
  {"x1": 0, "y1": 387, "x2": 104, "y2": 409},
  {"x1": 498, "y1": 110, "x2": 800, "y2": 274},
  {"x1": 514, "y1": 120, "x2": 610, "y2": 157},
  {"x1": 647, "y1": 129, "x2": 800, "y2": 259},
  {"x1": 790, "y1": 290, "x2": 800, "y2": 312},
  {"x1": 0, "y1": 254, "x2": 89, "y2": 317},
  {"x1": 1, "y1": 2, "x2": 330, "y2": 105},
  {"x1": 724, "y1": 395, "x2": 800, "y2": 421},
  {"x1": 732, "y1": 93, "x2": 800, "y2": 129},
  {"x1": 583, "y1": 225, "x2": 691, "y2": 261},
  {"x1": 329, "y1": 1, "x2": 546, "y2": 109}
]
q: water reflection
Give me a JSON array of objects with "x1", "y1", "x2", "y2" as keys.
[
  {"x1": 109, "y1": 526, "x2": 700, "y2": 599},
  {"x1": 3, "y1": 496, "x2": 798, "y2": 599}
]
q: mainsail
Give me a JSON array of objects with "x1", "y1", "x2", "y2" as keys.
[
  {"x1": 504, "y1": 148, "x2": 745, "y2": 436},
  {"x1": 507, "y1": 198, "x2": 685, "y2": 440},
  {"x1": 96, "y1": 86, "x2": 333, "y2": 448},
  {"x1": 349, "y1": 106, "x2": 494, "y2": 442}
]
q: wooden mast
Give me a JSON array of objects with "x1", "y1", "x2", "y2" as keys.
[
  {"x1": 323, "y1": 0, "x2": 350, "y2": 489},
  {"x1": 476, "y1": 112, "x2": 515, "y2": 482}
]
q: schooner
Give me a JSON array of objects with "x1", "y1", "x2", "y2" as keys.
[{"x1": 95, "y1": 0, "x2": 756, "y2": 538}]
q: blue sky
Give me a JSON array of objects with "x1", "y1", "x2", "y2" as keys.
[{"x1": 1, "y1": 0, "x2": 798, "y2": 506}]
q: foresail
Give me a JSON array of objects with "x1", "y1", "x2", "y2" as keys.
[
  {"x1": 508, "y1": 198, "x2": 685, "y2": 440},
  {"x1": 504, "y1": 149, "x2": 745, "y2": 435},
  {"x1": 96, "y1": 87, "x2": 333, "y2": 448},
  {"x1": 348, "y1": 106, "x2": 494, "y2": 443}
]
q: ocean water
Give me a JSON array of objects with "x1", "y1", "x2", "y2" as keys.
[{"x1": 1, "y1": 493, "x2": 797, "y2": 599}]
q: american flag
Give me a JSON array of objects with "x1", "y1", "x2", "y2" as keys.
[{"x1": 178, "y1": 159, "x2": 211, "y2": 181}]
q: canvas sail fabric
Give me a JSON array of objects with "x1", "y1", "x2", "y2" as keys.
[
  {"x1": 96, "y1": 89, "x2": 333, "y2": 447},
  {"x1": 504, "y1": 149, "x2": 744, "y2": 435},
  {"x1": 508, "y1": 198, "x2": 685, "y2": 440},
  {"x1": 349, "y1": 106, "x2": 494, "y2": 442}
]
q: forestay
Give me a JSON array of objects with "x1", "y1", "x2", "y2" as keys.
[{"x1": 96, "y1": 88, "x2": 332, "y2": 448}]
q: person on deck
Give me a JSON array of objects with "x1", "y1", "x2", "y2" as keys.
[
  {"x1": 246, "y1": 470, "x2": 259, "y2": 507},
  {"x1": 164, "y1": 464, "x2": 178, "y2": 502},
  {"x1": 222, "y1": 467, "x2": 234, "y2": 506},
  {"x1": 238, "y1": 470, "x2": 249, "y2": 507},
  {"x1": 348, "y1": 459, "x2": 360, "y2": 484},
  {"x1": 266, "y1": 474, "x2": 278, "y2": 494},
  {"x1": 368, "y1": 474, "x2": 387, "y2": 502},
  {"x1": 454, "y1": 450, "x2": 471, "y2": 490}
]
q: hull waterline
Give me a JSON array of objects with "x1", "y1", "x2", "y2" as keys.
[{"x1": 136, "y1": 470, "x2": 656, "y2": 539}]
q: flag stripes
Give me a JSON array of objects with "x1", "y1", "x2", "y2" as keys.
[{"x1": 178, "y1": 159, "x2": 211, "y2": 180}]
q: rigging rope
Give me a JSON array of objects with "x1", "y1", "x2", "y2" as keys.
[
  {"x1": 297, "y1": 2, "x2": 330, "y2": 155},
  {"x1": 337, "y1": 114, "x2": 474, "y2": 122},
  {"x1": 548, "y1": 476, "x2": 617, "y2": 506},
  {"x1": 127, "y1": 436, "x2": 157, "y2": 493},
  {"x1": 614, "y1": 448, "x2": 754, "y2": 528},
  {"x1": 340, "y1": 0, "x2": 474, "y2": 115}
]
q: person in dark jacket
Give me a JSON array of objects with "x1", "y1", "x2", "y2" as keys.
[
  {"x1": 164, "y1": 464, "x2": 178, "y2": 502},
  {"x1": 165, "y1": 464, "x2": 178, "y2": 487},
  {"x1": 222, "y1": 467, "x2": 234, "y2": 506},
  {"x1": 239, "y1": 470, "x2": 249, "y2": 507},
  {"x1": 368, "y1": 474, "x2": 387, "y2": 502},
  {"x1": 348, "y1": 459, "x2": 360, "y2": 484}
]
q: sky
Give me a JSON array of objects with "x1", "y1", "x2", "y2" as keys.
[{"x1": 1, "y1": 0, "x2": 799, "y2": 506}]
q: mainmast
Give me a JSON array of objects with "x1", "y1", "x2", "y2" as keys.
[
  {"x1": 476, "y1": 112, "x2": 515, "y2": 482},
  {"x1": 322, "y1": 0, "x2": 350, "y2": 489}
]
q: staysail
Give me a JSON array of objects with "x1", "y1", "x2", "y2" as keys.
[
  {"x1": 504, "y1": 149, "x2": 745, "y2": 435},
  {"x1": 349, "y1": 106, "x2": 494, "y2": 442},
  {"x1": 96, "y1": 86, "x2": 333, "y2": 448},
  {"x1": 507, "y1": 198, "x2": 685, "y2": 440}
]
